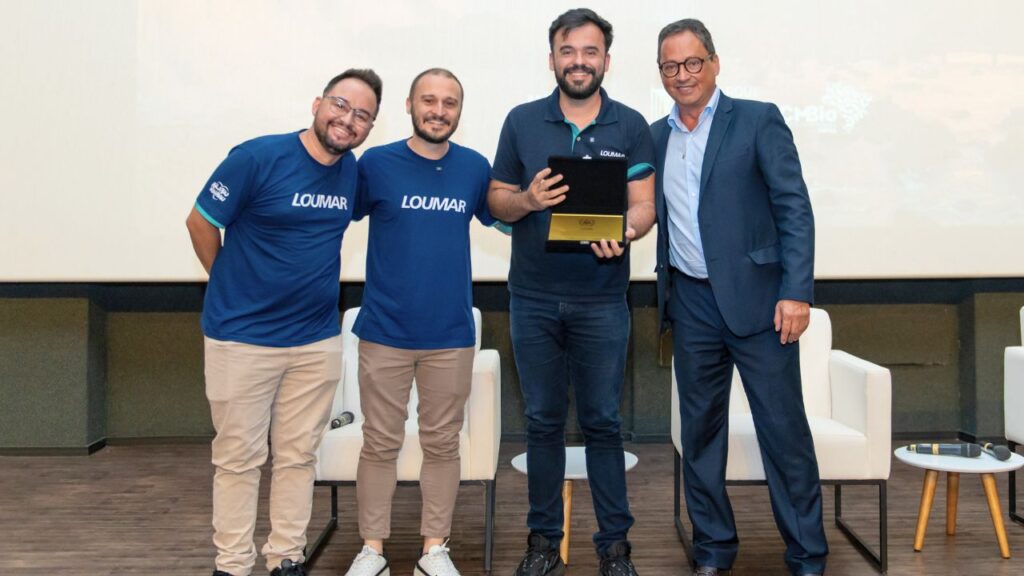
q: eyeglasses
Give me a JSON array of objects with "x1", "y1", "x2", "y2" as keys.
[
  {"x1": 324, "y1": 96, "x2": 375, "y2": 128},
  {"x1": 658, "y1": 54, "x2": 715, "y2": 78}
]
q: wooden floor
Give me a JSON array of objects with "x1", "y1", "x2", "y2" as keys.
[{"x1": 1, "y1": 442, "x2": 1023, "y2": 575}]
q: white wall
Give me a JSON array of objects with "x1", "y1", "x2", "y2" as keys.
[{"x1": 2, "y1": 0, "x2": 1022, "y2": 281}]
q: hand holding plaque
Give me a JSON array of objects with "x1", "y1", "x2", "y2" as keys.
[
  {"x1": 545, "y1": 156, "x2": 627, "y2": 248},
  {"x1": 523, "y1": 167, "x2": 569, "y2": 213}
]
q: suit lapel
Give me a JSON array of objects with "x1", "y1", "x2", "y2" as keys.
[
  {"x1": 654, "y1": 118, "x2": 671, "y2": 222},
  {"x1": 699, "y1": 93, "x2": 734, "y2": 198},
  {"x1": 654, "y1": 117, "x2": 671, "y2": 173}
]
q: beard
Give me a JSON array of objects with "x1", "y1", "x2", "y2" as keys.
[
  {"x1": 313, "y1": 117, "x2": 355, "y2": 156},
  {"x1": 411, "y1": 111, "x2": 458, "y2": 144},
  {"x1": 555, "y1": 64, "x2": 604, "y2": 100}
]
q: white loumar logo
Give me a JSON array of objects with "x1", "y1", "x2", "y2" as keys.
[
  {"x1": 401, "y1": 195, "x2": 466, "y2": 213},
  {"x1": 209, "y1": 181, "x2": 230, "y2": 202},
  {"x1": 599, "y1": 150, "x2": 625, "y2": 158},
  {"x1": 291, "y1": 193, "x2": 348, "y2": 210}
]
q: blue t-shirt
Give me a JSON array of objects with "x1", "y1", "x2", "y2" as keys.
[
  {"x1": 352, "y1": 140, "x2": 494, "y2": 349},
  {"x1": 492, "y1": 88, "x2": 655, "y2": 302},
  {"x1": 195, "y1": 130, "x2": 356, "y2": 347}
]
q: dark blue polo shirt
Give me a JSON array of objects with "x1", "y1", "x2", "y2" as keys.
[{"x1": 492, "y1": 88, "x2": 655, "y2": 302}]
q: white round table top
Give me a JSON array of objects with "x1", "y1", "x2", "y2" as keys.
[
  {"x1": 894, "y1": 446, "x2": 1024, "y2": 474},
  {"x1": 511, "y1": 446, "x2": 639, "y2": 480}
]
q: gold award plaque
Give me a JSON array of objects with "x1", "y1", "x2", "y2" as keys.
[
  {"x1": 548, "y1": 213, "x2": 624, "y2": 242},
  {"x1": 546, "y1": 156, "x2": 627, "y2": 246}
]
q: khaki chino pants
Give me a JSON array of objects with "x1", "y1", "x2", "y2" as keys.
[
  {"x1": 356, "y1": 340, "x2": 474, "y2": 539},
  {"x1": 204, "y1": 335, "x2": 341, "y2": 576}
]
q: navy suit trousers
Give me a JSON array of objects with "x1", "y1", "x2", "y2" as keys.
[{"x1": 669, "y1": 270, "x2": 828, "y2": 574}]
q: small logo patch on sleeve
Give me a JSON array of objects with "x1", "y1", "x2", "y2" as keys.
[{"x1": 209, "y1": 181, "x2": 230, "y2": 202}]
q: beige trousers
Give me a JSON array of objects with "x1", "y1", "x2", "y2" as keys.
[
  {"x1": 204, "y1": 335, "x2": 341, "y2": 576},
  {"x1": 356, "y1": 340, "x2": 474, "y2": 539}
]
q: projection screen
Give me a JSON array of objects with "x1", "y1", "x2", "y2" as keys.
[{"x1": 1, "y1": 0, "x2": 1022, "y2": 281}]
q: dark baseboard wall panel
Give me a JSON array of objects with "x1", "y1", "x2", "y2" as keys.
[{"x1": 1, "y1": 280, "x2": 1022, "y2": 452}]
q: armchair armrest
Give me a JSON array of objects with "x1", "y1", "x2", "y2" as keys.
[
  {"x1": 465, "y1": 349, "x2": 501, "y2": 480},
  {"x1": 670, "y1": 358, "x2": 682, "y2": 453},
  {"x1": 314, "y1": 354, "x2": 346, "y2": 479},
  {"x1": 830, "y1": 350, "x2": 892, "y2": 479},
  {"x1": 326, "y1": 354, "x2": 347, "y2": 426},
  {"x1": 1005, "y1": 346, "x2": 1024, "y2": 443}
]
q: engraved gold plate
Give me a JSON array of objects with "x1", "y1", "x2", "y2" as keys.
[{"x1": 548, "y1": 213, "x2": 624, "y2": 242}]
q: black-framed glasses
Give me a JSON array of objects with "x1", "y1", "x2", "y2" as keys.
[
  {"x1": 324, "y1": 96, "x2": 375, "y2": 128},
  {"x1": 658, "y1": 54, "x2": 715, "y2": 78}
]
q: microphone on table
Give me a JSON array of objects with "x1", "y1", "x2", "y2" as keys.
[
  {"x1": 908, "y1": 443, "x2": 981, "y2": 458},
  {"x1": 982, "y1": 442, "x2": 1012, "y2": 461},
  {"x1": 330, "y1": 411, "x2": 355, "y2": 429}
]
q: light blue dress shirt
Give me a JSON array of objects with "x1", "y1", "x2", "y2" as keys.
[{"x1": 664, "y1": 87, "x2": 721, "y2": 279}]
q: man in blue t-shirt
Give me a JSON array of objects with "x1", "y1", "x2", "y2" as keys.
[
  {"x1": 488, "y1": 9, "x2": 655, "y2": 576},
  {"x1": 341, "y1": 68, "x2": 496, "y2": 576},
  {"x1": 185, "y1": 69, "x2": 382, "y2": 576}
]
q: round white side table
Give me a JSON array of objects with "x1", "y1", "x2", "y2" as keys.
[
  {"x1": 894, "y1": 445, "x2": 1024, "y2": 558},
  {"x1": 511, "y1": 446, "x2": 639, "y2": 565}
]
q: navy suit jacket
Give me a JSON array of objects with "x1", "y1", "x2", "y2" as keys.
[{"x1": 653, "y1": 92, "x2": 815, "y2": 337}]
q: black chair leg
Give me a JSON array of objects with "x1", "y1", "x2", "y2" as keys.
[
  {"x1": 305, "y1": 484, "x2": 339, "y2": 569},
  {"x1": 305, "y1": 479, "x2": 497, "y2": 573},
  {"x1": 673, "y1": 446, "x2": 695, "y2": 568},
  {"x1": 834, "y1": 481, "x2": 887, "y2": 574},
  {"x1": 1010, "y1": 441, "x2": 1023, "y2": 526},
  {"x1": 674, "y1": 445, "x2": 887, "y2": 573},
  {"x1": 484, "y1": 479, "x2": 496, "y2": 574}
]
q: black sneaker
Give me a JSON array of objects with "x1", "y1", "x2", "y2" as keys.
[
  {"x1": 599, "y1": 540, "x2": 637, "y2": 576},
  {"x1": 513, "y1": 533, "x2": 565, "y2": 576},
  {"x1": 270, "y1": 559, "x2": 306, "y2": 576},
  {"x1": 516, "y1": 528, "x2": 565, "y2": 573}
]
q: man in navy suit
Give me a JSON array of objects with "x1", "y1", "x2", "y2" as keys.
[{"x1": 651, "y1": 19, "x2": 827, "y2": 576}]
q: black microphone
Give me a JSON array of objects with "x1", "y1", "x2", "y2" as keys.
[
  {"x1": 330, "y1": 411, "x2": 355, "y2": 429},
  {"x1": 908, "y1": 443, "x2": 981, "y2": 457},
  {"x1": 982, "y1": 443, "x2": 1012, "y2": 461}
]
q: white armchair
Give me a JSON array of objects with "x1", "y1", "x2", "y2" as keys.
[
  {"x1": 1005, "y1": 305, "x2": 1024, "y2": 526},
  {"x1": 670, "y1": 308, "x2": 892, "y2": 572},
  {"x1": 307, "y1": 307, "x2": 501, "y2": 571}
]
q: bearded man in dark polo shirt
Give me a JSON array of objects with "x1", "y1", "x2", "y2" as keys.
[{"x1": 487, "y1": 8, "x2": 655, "y2": 576}]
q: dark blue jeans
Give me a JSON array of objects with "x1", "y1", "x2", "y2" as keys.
[{"x1": 510, "y1": 293, "x2": 634, "y2": 556}]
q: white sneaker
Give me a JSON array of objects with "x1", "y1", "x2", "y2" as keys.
[
  {"x1": 414, "y1": 541, "x2": 460, "y2": 576},
  {"x1": 344, "y1": 545, "x2": 390, "y2": 576}
]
